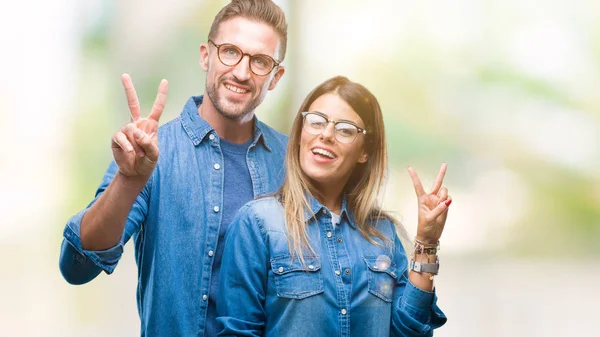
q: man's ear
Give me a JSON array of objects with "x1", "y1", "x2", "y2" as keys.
[
  {"x1": 268, "y1": 66, "x2": 285, "y2": 91},
  {"x1": 199, "y1": 43, "x2": 209, "y2": 72}
]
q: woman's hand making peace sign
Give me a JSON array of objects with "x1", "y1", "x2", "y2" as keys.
[{"x1": 408, "y1": 163, "x2": 452, "y2": 244}]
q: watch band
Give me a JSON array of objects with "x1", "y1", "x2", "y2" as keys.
[{"x1": 409, "y1": 256, "x2": 440, "y2": 275}]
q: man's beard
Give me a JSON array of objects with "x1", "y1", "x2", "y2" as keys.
[{"x1": 206, "y1": 77, "x2": 262, "y2": 121}]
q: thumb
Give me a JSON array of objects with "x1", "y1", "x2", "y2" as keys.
[{"x1": 430, "y1": 198, "x2": 452, "y2": 219}]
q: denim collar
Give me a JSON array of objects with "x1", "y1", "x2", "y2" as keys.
[
  {"x1": 305, "y1": 193, "x2": 356, "y2": 229},
  {"x1": 179, "y1": 95, "x2": 272, "y2": 151}
]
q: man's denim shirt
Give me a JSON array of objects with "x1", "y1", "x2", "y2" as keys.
[
  {"x1": 59, "y1": 96, "x2": 288, "y2": 336},
  {"x1": 217, "y1": 196, "x2": 447, "y2": 337}
]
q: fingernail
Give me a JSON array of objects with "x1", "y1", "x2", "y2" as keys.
[
  {"x1": 445, "y1": 199, "x2": 452, "y2": 207},
  {"x1": 135, "y1": 129, "x2": 145, "y2": 139},
  {"x1": 127, "y1": 145, "x2": 134, "y2": 152},
  {"x1": 138, "y1": 151, "x2": 145, "y2": 158}
]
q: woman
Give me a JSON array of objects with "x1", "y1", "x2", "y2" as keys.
[{"x1": 217, "y1": 76, "x2": 449, "y2": 336}]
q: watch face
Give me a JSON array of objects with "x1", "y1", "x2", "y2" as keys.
[{"x1": 410, "y1": 260, "x2": 421, "y2": 272}]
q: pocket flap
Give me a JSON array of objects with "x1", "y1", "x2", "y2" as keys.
[
  {"x1": 271, "y1": 256, "x2": 321, "y2": 275},
  {"x1": 364, "y1": 256, "x2": 398, "y2": 279}
]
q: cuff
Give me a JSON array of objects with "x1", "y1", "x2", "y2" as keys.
[
  {"x1": 63, "y1": 208, "x2": 123, "y2": 274},
  {"x1": 399, "y1": 280, "x2": 436, "y2": 324}
]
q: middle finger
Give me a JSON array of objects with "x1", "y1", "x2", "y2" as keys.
[{"x1": 430, "y1": 163, "x2": 447, "y2": 195}]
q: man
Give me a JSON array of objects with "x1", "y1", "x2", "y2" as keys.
[{"x1": 59, "y1": 1, "x2": 288, "y2": 335}]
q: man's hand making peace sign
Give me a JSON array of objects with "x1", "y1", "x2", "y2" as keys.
[
  {"x1": 78, "y1": 74, "x2": 168, "y2": 251},
  {"x1": 112, "y1": 74, "x2": 168, "y2": 180}
]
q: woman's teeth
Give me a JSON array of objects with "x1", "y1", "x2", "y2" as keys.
[{"x1": 312, "y1": 148, "x2": 335, "y2": 159}]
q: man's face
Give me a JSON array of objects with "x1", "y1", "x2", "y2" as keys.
[{"x1": 200, "y1": 17, "x2": 285, "y2": 121}]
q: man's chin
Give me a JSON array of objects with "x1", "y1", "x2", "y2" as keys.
[{"x1": 217, "y1": 101, "x2": 251, "y2": 120}]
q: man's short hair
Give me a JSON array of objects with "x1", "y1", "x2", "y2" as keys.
[{"x1": 209, "y1": 0, "x2": 288, "y2": 61}]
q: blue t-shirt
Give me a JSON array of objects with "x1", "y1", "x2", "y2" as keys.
[{"x1": 206, "y1": 137, "x2": 253, "y2": 337}]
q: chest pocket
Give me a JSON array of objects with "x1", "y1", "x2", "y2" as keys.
[
  {"x1": 364, "y1": 257, "x2": 398, "y2": 303},
  {"x1": 271, "y1": 255, "x2": 324, "y2": 300}
]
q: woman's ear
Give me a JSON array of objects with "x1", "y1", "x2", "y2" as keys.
[{"x1": 357, "y1": 152, "x2": 368, "y2": 163}]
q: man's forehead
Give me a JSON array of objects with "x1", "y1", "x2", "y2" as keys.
[{"x1": 214, "y1": 17, "x2": 282, "y2": 58}]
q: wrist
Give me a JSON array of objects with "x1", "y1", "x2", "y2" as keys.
[
  {"x1": 410, "y1": 237, "x2": 441, "y2": 281},
  {"x1": 415, "y1": 237, "x2": 439, "y2": 246},
  {"x1": 413, "y1": 252, "x2": 437, "y2": 263},
  {"x1": 114, "y1": 170, "x2": 149, "y2": 190}
]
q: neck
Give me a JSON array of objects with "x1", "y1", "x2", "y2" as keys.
[
  {"x1": 313, "y1": 183, "x2": 345, "y2": 214},
  {"x1": 198, "y1": 96, "x2": 254, "y2": 144}
]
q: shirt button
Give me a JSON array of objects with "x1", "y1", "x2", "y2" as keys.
[
  {"x1": 308, "y1": 265, "x2": 314, "y2": 270},
  {"x1": 335, "y1": 270, "x2": 341, "y2": 276},
  {"x1": 202, "y1": 294, "x2": 208, "y2": 301},
  {"x1": 213, "y1": 206, "x2": 220, "y2": 212},
  {"x1": 326, "y1": 232, "x2": 332, "y2": 238},
  {"x1": 322, "y1": 209, "x2": 327, "y2": 214},
  {"x1": 213, "y1": 163, "x2": 220, "y2": 170},
  {"x1": 278, "y1": 267, "x2": 284, "y2": 273},
  {"x1": 209, "y1": 134, "x2": 215, "y2": 140},
  {"x1": 208, "y1": 250, "x2": 214, "y2": 257},
  {"x1": 341, "y1": 309, "x2": 347, "y2": 315},
  {"x1": 345, "y1": 269, "x2": 351, "y2": 275},
  {"x1": 337, "y1": 238, "x2": 343, "y2": 243}
]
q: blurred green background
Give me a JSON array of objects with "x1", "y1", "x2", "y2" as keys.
[{"x1": 1, "y1": 0, "x2": 599, "y2": 336}]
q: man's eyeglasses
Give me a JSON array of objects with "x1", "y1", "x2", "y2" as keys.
[
  {"x1": 208, "y1": 40, "x2": 280, "y2": 76},
  {"x1": 301, "y1": 112, "x2": 367, "y2": 144}
]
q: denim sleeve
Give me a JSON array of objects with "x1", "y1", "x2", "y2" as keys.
[
  {"x1": 217, "y1": 204, "x2": 267, "y2": 337},
  {"x1": 59, "y1": 161, "x2": 149, "y2": 285},
  {"x1": 390, "y1": 228, "x2": 447, "y2": 336}
]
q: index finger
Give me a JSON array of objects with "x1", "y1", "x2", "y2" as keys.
[
  {"x1": 408, "y1": 166, "x2": 426, "y2": 198},
  {"x1": 121, "y1": 73, "x2": 141, "y2": 122},
  {"x1": 430, "y1": 162, "x2": 447, "y2": 195},
  {"x1": 148, "y1": 79, "x2": 169, "y2": 122}
]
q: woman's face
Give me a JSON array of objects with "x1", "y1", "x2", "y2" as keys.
[{"x1": 299, "y1": 93, "x2": 368, "y2": 191}]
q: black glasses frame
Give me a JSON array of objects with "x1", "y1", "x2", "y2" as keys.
[{"x1": 301, "y1": 111, "x2": 367, "y2": 144}]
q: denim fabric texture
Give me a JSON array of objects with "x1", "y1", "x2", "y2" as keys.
[
  {"x1": 217, "y1": 196, "x2": 447, "y2": 337},
  {"x1": 59, "y1": 95, "x2": 288, "y2": 336}
]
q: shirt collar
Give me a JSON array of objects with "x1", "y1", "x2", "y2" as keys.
[
  {"x1": 179, "y1": 95, "x2": 272, "y2": 151},
  {"x1": 305, "y1": 193, "x2": 356, "y2": 229}
]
